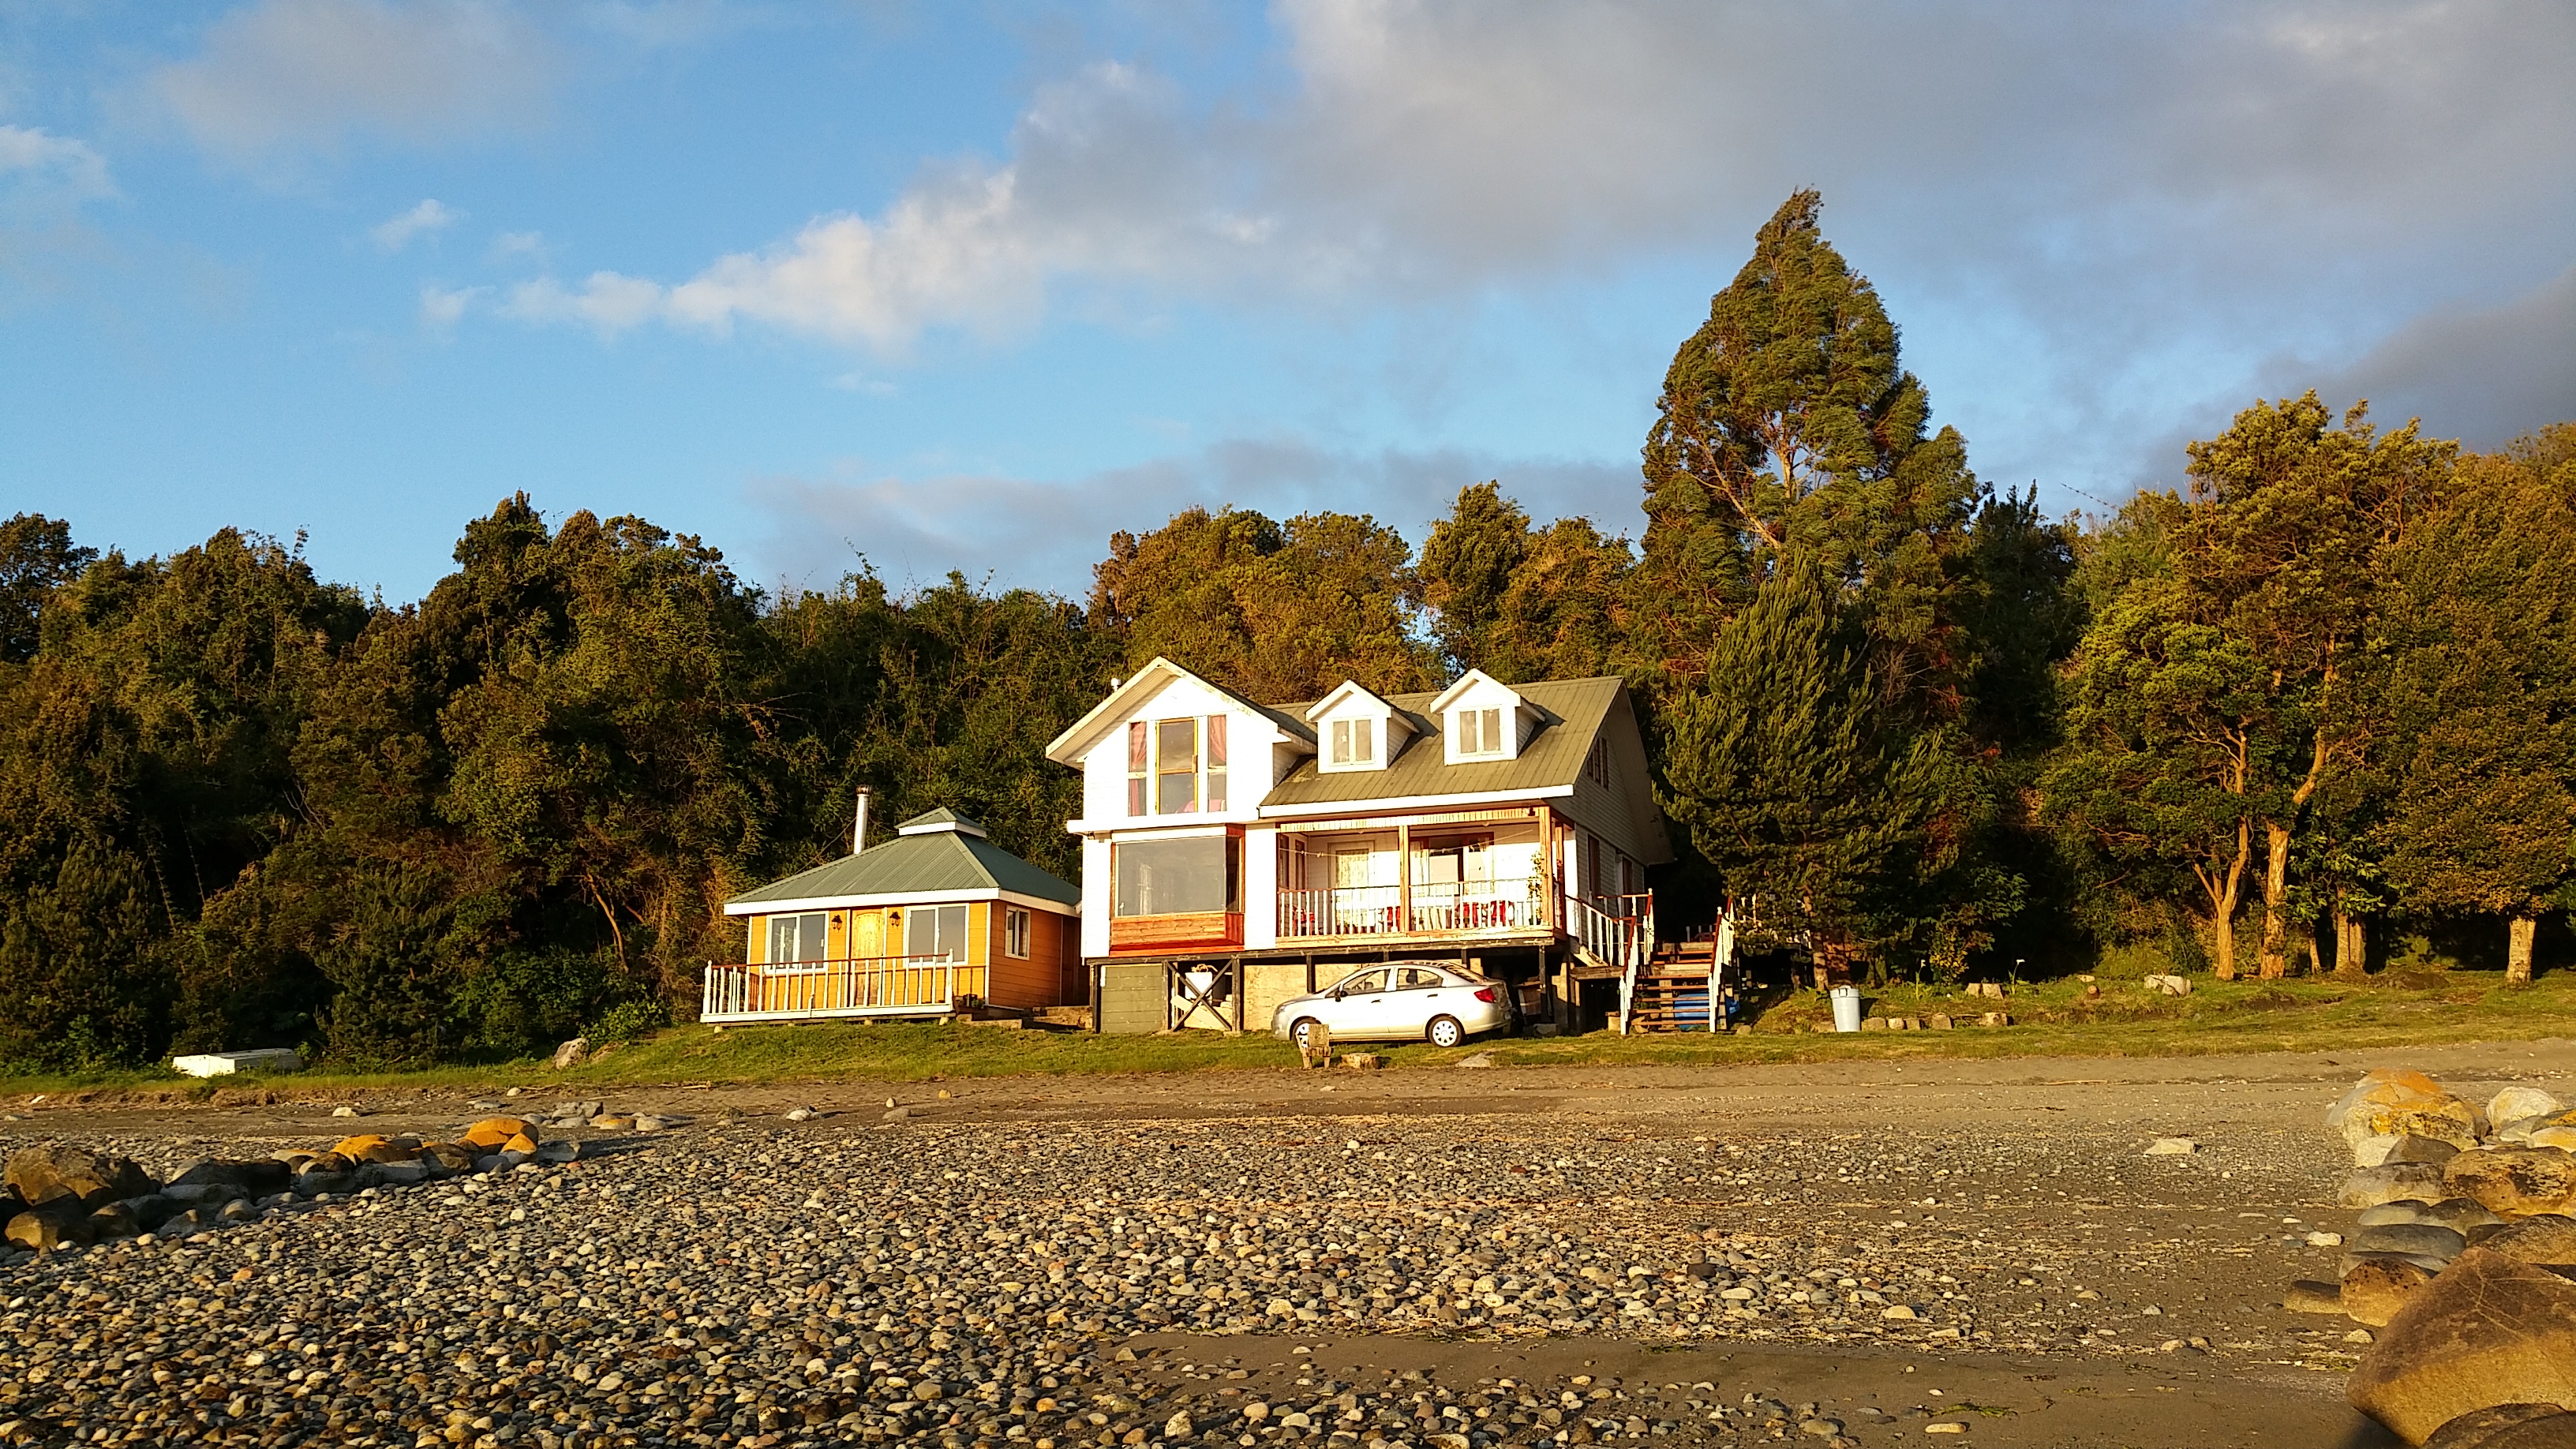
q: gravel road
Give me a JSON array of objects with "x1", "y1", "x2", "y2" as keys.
[{"x1": 5, "y1": 1039, "x2": 2570, "y2": 1447}]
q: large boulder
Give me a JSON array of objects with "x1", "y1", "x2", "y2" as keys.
[
  {"x1": 2346, "y1": 1162, "x2": 2451, "y2": 1208},
  {"x1": 168, "y1": 1158, "x2": 291, "y2": 1196},
  {"x1": 2333, "y1": 1071, "x2": 2484, "y2": 1158},
  {"x1": 2488, "y1": 1087, "x2": 2563, "y2": 1131},
  {"x1": 2445, "y1": 1148, "x2": 2576, "y2": 1219},
  {"x1": 2349, "y1": 1247, "x2": 2576, "y2": 1443},
  {"x1": 4, "y1": 1200, "x2": 92, "y2": 1251},
  {"x1": 461, "y1": 1118, "x2": 535, "y2": 1150},
  {"x1": 4, "y1": 1145, "x2": 154, "y2": 1211},
  {"x1": 2475, "y1": 1215, "x2": 2576, "y2": 1267},
  {"x1": 2425, "y1": 1405, "x2": 2576, "y2": 1449},
  {"x1": 2342, "y1": 1257, "x2": 2439, "y2": 1327},
  {"x1": 2353, "y1": 1222, "x2": 2470, "y2": 1263}
]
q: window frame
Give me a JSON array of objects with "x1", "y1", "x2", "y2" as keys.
[
  {"x1": 766, "y1": 911, "x2": 831, "y2": 968},
  {"x1": 1004, "y1": 905, "x2": 1032, "y2": 960},
  {"x1": 1155, "y1": 717, "x2": 1200, "y2": 814},
  {"x1": 1329, "y1": 715, "x2": 1376, "y2": 767},
  {"x1": 1125, "y1": 721, "x2": 1149, "y2": 816}
]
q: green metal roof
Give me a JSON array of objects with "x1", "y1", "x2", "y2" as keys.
[
  {"x1": 726, "y1": 829, "x2": 1080, "y2": 910},
  {"x1": 1259, "y1": 676, "x2": 1626, "y2": 808},
  {"x1": 895, "y1": 806, "x2": 983, "y2": 835}
]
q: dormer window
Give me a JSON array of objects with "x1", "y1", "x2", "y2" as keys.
[
  {"x1": 1453, "y1": 706, "x2": 1505, "y2": 758},
  {"x1": 1330, "y1": 716, "x2": 1376, "y2": 767},
  {"x1": 1308, "y1": 680, "x2": 1408, "y2": 774},
  {"x1": 1430, "y1": 668, "x2": 1530, "y2": 766}
]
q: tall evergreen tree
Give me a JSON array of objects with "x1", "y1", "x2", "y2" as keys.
[
  {"x1": 1640, "y1": 190, "x2": 2012, "y2": 975},
  {"x1": 1633, "y1": 189, "x2": 1983, "y2": 713}
]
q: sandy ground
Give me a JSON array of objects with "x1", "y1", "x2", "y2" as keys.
[{"x1": 12, "y1": 1037, "x2": 2573, "y2": 1447}]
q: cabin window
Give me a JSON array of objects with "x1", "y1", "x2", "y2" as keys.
[
  {"x1": 1156, "y1": 717, "x2": 1200, "y2": 814},
  {"x1": 1454, "y1": 706, "x2": 1505, "y2": 758},
  {"x1": 1204, "y1": 714, "x2": 1228, "y2": 811},
  {"x1": 1125, "y1": 721, "x2": 1148, "y2": 815},
  {"x1": 767, "y1": 912, "x2": 829, "y2": 964},
  {"x1": 1114, "y1": 835, "x2": 1240, "y2": 917},
  {"x1": 1586, "y1": 735, "x2": 1611, "y2": 786},
  {"x1": 1329, "y1": 716, "x2": 1376, "y2": 767},
  {"x1": 904, "y1": 904, "x2": 971, "y2": 962},
  {"x1": 1005, "y1": 906, "x2": 1032, "y2": 959}
]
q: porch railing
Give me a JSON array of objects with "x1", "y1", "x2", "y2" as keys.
[
  {"x1": 701, "y1": 954, "x2": 965, "y2": 1023},
  {"x1": 1275, "y1": 875, "x2": 1552, "y2": 941}
]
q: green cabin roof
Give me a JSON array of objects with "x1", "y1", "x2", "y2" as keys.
[{"x1": 725, "y1": 809, "x2": 1080, "y2": 912}]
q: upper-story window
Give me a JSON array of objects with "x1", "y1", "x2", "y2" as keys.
[
  {"x1": 1126, "y1": 721, "x2": 1149, "y2": 814},
  {"x1": 1206, "y1": 714, "x2": 1228, "y2": 811},
  {"x1": 1330, "y1": 716, "x2": 1376, "y2": 767},
  {"x1": 1453, "y1": 706, "x2": 1506, "y2": 758},
  {"x1": 1586, "y1": 735, "x2": 1611, "y2": 786},
  {"x1": 1127, "y1": 714, "x2": 1234, "y2": 816},
  {"x1": 1156, "y1": 717, "x2": 1199, "y2": 813}
]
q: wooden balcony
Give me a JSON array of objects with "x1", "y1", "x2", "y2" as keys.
[{"x1": 1275, "y1": 874, "x2": 1553, "y2": 943}]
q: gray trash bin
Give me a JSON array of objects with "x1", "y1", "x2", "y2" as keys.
[{"x1": 1829, "y1": 984, "x2": 1863, "y2": 1033}]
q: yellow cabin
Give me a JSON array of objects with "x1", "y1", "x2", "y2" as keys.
[{"x1": 705, "y1": 807, "x2": 1084, "y2": 1023}]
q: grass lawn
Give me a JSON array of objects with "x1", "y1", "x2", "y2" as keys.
[{"x1": 8, "y1": 965, "x2": 2573, "y2": 1099}]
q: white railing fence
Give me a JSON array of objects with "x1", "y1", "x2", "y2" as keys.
[
  {"x1": 700, "y1": 954, "x2": 961, "y2": 1023},
  {"x1": 1275, "y1": 874, "x2": 1552, "y2": 940}
]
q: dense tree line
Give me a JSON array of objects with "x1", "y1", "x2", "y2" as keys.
[{"x1": 3, "y1": 192, "x2": 2567, "y2": 1069}]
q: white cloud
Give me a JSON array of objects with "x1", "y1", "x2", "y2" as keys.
[
  {"x1": 148, "y1": 0, "x2": 552, "y2": 166},
  {"x1": 744, "y1": 436, "x2": 1631, "y2": 597},
  {"x1": 0, "y1": 125, "x2": 115, "y2": 201},
  {"x1": 488, "y1": 229, "x2": 546, "y2": 263},
  {"x1": 494, "y1": 0, "x2": 2574, "y2": 481},
  {"x1": 504, "y1": 4, "x2": 2573, "y2": 345},
  {"x1": 417, "y1": 282, "x2": 482, "y2": 330},
  {"x1": 499, "y1": 271, "x2": 668, "y2": 331},
  {"x1": 371, "y1": 197, "x2": 458, "y2": 250}
]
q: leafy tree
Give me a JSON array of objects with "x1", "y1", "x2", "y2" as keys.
[
  {"x1": 1091, "y1": 506, "x2": 1432, "y2": 698},
  {"x1": 1419, "y1": 482, "x2": 1632, "y2": 683},
  {"x1": 0, "y1": 513, "x2": 95, "y2": 665},
  {"x1": 2373, "y1": 439, "x2": 2576, "y2": 981},
  {"x1": 2177, "y1": 394, "x2": 2451, "y2": 976}
]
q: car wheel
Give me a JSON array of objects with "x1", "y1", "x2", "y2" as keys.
[
  {"x1": 1426, "y1": 1015, "x2": 1466, "y2": 1049},
  {"x1": 1290, "y1": 1017, "x2": 1324, "y2": 1051}
]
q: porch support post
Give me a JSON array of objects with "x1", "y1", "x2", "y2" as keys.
[{"x1": 1396, "y1": 822, "x2": 1413, "y2": 934}]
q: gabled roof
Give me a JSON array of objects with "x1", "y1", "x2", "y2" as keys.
[
  {"x1": 1260, "y1": 676, "x2": 1670, "y2": 862},
  {"x1": 1425, "y1": 668, "x2": 1524, "y2": 716},
  {"x1": 724, "y1": 827, "x2": 1080, "y2": 912},
  {"x1": 1043, "y1": 657, "x2": 1313, "y2": 766},
  {"x1": 1304, "y1": 679, "x2": 1397, "y2": 722}
]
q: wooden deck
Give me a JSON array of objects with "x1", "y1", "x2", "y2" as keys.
[{"x1": 701, "y1": 955, "x2": 975, "y2": 1024}]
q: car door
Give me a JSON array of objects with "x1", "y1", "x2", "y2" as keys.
[
  {"x1": 1390, "y1": 966, "x2": 1450, "y2": 1037},
  {"x1": 1322, "y1": 967, "x2": 1393, "y2": 1039}
]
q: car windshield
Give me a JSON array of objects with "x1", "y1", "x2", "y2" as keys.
[{"x1": 1329, "y1": 968, "x2": 1386, "y2": 994}]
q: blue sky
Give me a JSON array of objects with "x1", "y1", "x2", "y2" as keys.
[{"x1": 4, "y1": 1, "x2": 2571, "y2": 603}]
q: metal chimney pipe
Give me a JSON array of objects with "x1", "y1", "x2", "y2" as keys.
[{"x1": 852, "y1": 786, "x2": 871, "y2": 857}]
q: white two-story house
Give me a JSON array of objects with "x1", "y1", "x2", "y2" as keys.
[{"x1": 1043, "y1": 657, "x2": 1673, "y2": 1035}]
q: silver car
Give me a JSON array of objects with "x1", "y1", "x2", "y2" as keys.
[{"x1": 1270, "y1": 963, "x2": 1508, "y2": 1050}]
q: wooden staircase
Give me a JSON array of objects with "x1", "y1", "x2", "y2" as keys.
[{"x1": 1617, "y1": 919, "x2": 1739, "y2": 1034}]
